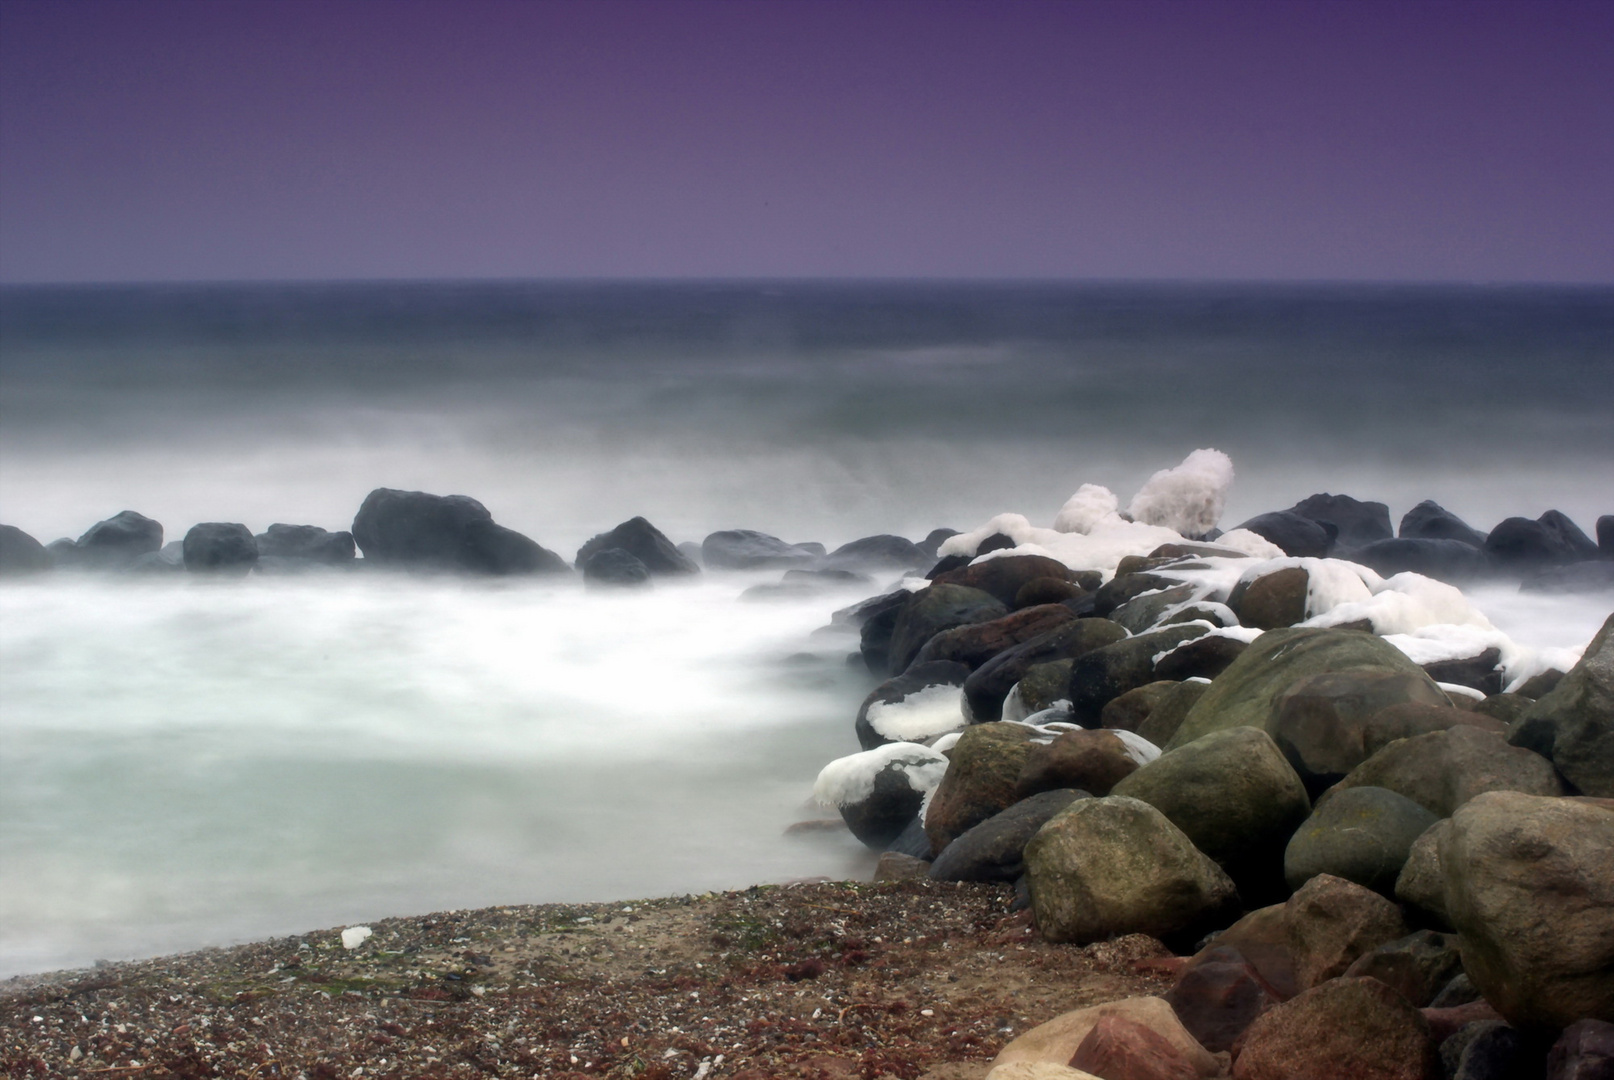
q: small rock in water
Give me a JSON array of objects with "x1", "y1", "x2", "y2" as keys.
[{"x1": 341, "y1": 926, "x2": 373, "y2": 950}]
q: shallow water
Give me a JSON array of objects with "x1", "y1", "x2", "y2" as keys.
[{"x1": 1, "y1": 281, "x2": 1610, "y2": 977}]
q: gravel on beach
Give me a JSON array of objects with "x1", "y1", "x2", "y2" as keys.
[{"x1": 1, "y1": 878, "x2": 1175, "y2": 1079}]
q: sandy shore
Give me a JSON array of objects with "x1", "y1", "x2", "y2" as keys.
[{"x1": 0, "y1": 877, "x2": 1176, "y2": 1079}]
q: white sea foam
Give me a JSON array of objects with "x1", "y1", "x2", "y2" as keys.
[
  {"x1": 864, "y1": 684, "x2": 967, "y2": 743},
  {"x1": 1126, "y1": 449, "x2": 1234, "y2": 537},
  {"x1": 811, "y1": 743, "x2": 949, "y2": 808}
]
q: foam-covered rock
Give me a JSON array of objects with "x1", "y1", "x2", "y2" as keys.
[
  {"x1": 1025, "y1": 796, "x2": 1238, "y2": 948},
  {"x1": 928, "y1": 789, "x2": 1088, "y2": 883},
  {"x1": 854, "y1": 662, "x2": 971, "y2": 750},
  {"x1": 1440, "y1": 791, "x2": 1614, "y2": 1030},
  {"x1": 1153, "y1": 633, "x2": 1250, "y2": 683},
  {"x1": 813, "y1": 743, "x2": 949, "y2": 849},
  {"x1": 1111, "y1": 584, "x2": 1199, "y2": 633},
  {"x1": 1112, "y1": 726, "x2": 1310, "y2": 904},
  {"x1": 1509, "y1": 613, "x2": 1614, "y2": 796},
  {"x1": 1329, "y1": 724, "x2": 1567, "y2": 817},
  {"x1": 924, "y1": 722, "x2": 1040, "y2": 854},
  {"x1": 1231, "y1": 976, "x2": 1439, "y2": 1080},
  {"x1": 1229, "y1": 566, "x2": 1310, "y2": 630}
]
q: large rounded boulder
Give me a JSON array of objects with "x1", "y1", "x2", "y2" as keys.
[
  {"x1": 352, "y1": 488, "x2": 568, "y2": 575},
  {"x1": 928, "y1": 789, "x2": 1089, "y2": 883},
  {"x1": 813, "y1": 743, "x2": 949, "y2": 850},
  {"x1": 1270, "y1": 669, "x2": 1457, "y2": 796},
  {"x1": 181, "y1": 522, "x2": 259, "y2": 576},
  {"x1": 1065, "y1": 624, "x2": 1212, "y2": 727},
  {"x1": 0, "y1": 524, "x2": 52, "y2": 576},
  {"x1": 1509, "y1": 613, "x2": 1614, "y2": 796},
  {"x1": 1166, "y1": 627, "x2": 1437, "y2": 751},
  {"x1": 72, "y1": 509, "x2": 164, "y2": 569},
  {"x1": 700, "y1": 529, "x2": 820, "y2": 569},
  {"x1": 965, "y1": 618, "x2": 1129, "y2": 723},
  {"x1": 1024, "y1": 796, "x2": 1239, "y2": 948},
  {"x1": 1231, "y1": 976, "x2": 1440, "y2": 1080},
  {"x1": 924, "y1": 722, "x2": 1040, "y2": 855},
  {"x1": 930, "y1": 553, "x2": 1081, "y2": 608},
  {"x1": 909, "y1": 604, "x2": 1076, "y2": 671},
  {"x1": 886, "y1": 583, "x2": 1009, "y2": 677},
  {"x1": 1234, "y1": 511, "x2": 1334, "y2": 557},
  {"x1": 255, "y1": 523, "x2": 356, "y2": 565},
  {"x1": 1328, "y1": 724, "x2": 1567, "y2": 817},
  {"x1": 1283, "y1": 786, "x2": 1439, "y2": 895},
  {"x1": 1399, "y1": 500, "x2": 1487, "y2": 547},
  {"x1": 1439, "y1": 791, "x2": 1614, "y2": 1030},
  {"x1": 1112, "y1": 726, "x2": 1311, "y2": 904},
  {"x1": 1288, "y1": 493, "x2": 1393, "y2": 550},
  {"x1": 854, "y1": 661, "x2": 971, "y2": 750}
]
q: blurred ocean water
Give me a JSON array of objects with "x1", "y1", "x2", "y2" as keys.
[{"x1": 1, "y1": 281, "x2": 1610, "y2": 976}]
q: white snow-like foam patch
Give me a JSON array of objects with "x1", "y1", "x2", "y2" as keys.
[
  {"x1": 1111, "y1": 730, "x2": 1162, "y2": 766},
  {"x1": 944, "y1": 521, "x2": 1188, "y2": 581},
  {"x1": 1152, "y1": 624, "x2": 1264, "y2": 666},
  {"x1": 1054, "y1": 484, "x2": 1123, "y2": 534},
  {"x1": 341, "y1": 926, "x2": 372, "y2": 950},
  {"x1": 1503, "y1": 648, "x2": 1586, "y2": 693},
  {"x1": 929, "y1": 732, "x2": 964, "y2": 755},
  {"x1": 1212, "y1": 529, "x2": 1285, "y2": 559},
  {"x1": 812, "y1": 743, "x2": 948, "y2": 808},
  {"x1": 1438, "y1": 682, "x2": 1485, "y2": 702},
  {"x1": 1126, "y1": 449, "x2": 1234, "y2": 537},
  {"x1": 866, "y1": 684, "x2": 967, "y2": 743},
  {"x1": 1302, "y1": 570, "x2": 1485, "y2": 636}
]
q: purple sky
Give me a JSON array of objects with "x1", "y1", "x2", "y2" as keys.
[{"x1": 1, "y1": 0, "x2": 1610, "y2": 283}]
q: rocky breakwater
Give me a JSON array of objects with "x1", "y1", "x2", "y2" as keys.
[{"x1": 807, "y1": 450, "x2": 1612, "y2": 1079}]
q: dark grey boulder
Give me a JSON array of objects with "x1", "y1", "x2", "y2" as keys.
[
  {"x1": 1290, "y1": 493, "x2": 1393, "y2": 549},
  {"x1": 852, "y1": 590, "x2": 913, "y2": 675},
  {"x1": 908, "y1": 603, "x2": 1075, "y2": 672},
  {"x1": 927, "y1": 789, "x2": 1089, "y2": 883},
  {"x1": 1444, "y1": 1021, "x2": 1544, "y2": 1080},
  {"x1": 1284, "y1": 785, "x2": 1439, "y2": 896},
  {"x1": 182, "y1": 523, "x2": 258, "y2": 576},
  {"x1": 822, "y1": 534, "x2": 925, "y2": 572},
  {"x1": 885, "y1": 583, "x2": 1008, "y2": 676},
  {"x1": 1332, "y1": 723, "x2": 1568, "y2": 817},
  {"x1": 1600, "y1": 516, "x2": 1614, "y2": 557},
  {"x1": 351, "y1": 488, "x2": 567, "y2": 575},
  {"x1": 700, "y1": 528, "x2": 820, "y2": 570},
  {"x1": 1065, "y1": 623, "x2": 1212, "y2": 727},
  {"x1": 255, "y1": 523, "x2": 355, "y2": 564},
  {"x1": 1234, "y1": 510, "x2": 1335, "y2": 557},
  {"x1": 1522, "y1": 560, "x2": 1614, "y2": 594},
  {"x1": 577, "y1": 517, "x2": 697, "y2": 577},
  {"x1": 0, "y1": 525, "x2": 51, "y2": 575},
  {"x1": 1399, "y1": 500, "x2": 1487, "y2": 547},
  {"x1": 930, "y1": 554, "x2": 1081, "y2": 608},
  {"x1": 1272, "y1": 668, "x2": 1454, "y2": 796},
  {"x1": 917, "y1": 528, "x2": 960, "y2": 560},
  {"x1": 1509, "y1": 613, "x2": 1614, "y2": 796},
  {"x1": 854, "y1": 661, "x2": 971, "y2": 751},
  {"x1": 73, "y1": 510, "x2": 163, "y2": 569},
  {"x1": 833, "y1": 748, "x2": 948, "y2": 850},
  {"x1": 581, "y1": 547, "x2": 651, "y2": 588},
  {"x1": 1486, "y1": 513, "x2": 1596, "y2": 574},
  {"x1": 1547, "y1": 1018, "x2": 1614, "y2": 1080},
  {"x1": 130, "y1": 541, "x2": 185, "y2": 574},
  {"x1": 1353, "y1": 537, "x2": 1490, "y2": 583},
  {"x1": 962, "y1": 617, "x2": 1129, "y2": 723}
]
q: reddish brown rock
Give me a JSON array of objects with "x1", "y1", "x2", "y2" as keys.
[
  {"x1": 909, "y1": 603, "x2": 1078, "y2": 671},
  {"x1": 1545, "y1": 1018, "x2": 1614, "y2": 1080},
  {"x1": 1232, "y1": 976, "x2": 1440, "y2": 1080},
  {"x1": 1016, "y1": 728, "x2": 1142, "y2": 799},
  {"x1": 932, "y1": 554, "x2": 1079, "y2": 607},
  {"x1": 1420, "y1": 1001, "x2": 1505, "y2": 1045},
  {"x1": 1070, "y1": 1013, "x2": 1200, "y2": 1080},
  {"x1": 1230, "y1": 566, "x2": 1310, "y2": 630},
  {"x1": 1164, "y1": 948, "x2": 1280, "y2": 1053}
]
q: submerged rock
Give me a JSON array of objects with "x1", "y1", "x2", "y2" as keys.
[
  {"x1": 1289, "y1": 493, "x2": 1393, "y2": 550},
  {"x1": 0, "y1": 524, "x2": 51, "y2": 575},
  {"x1": 71, "y1": 510, "x2": 163, "y2": 569},
  {"x1": 700, "y1": 529, "x2": 820, "y2": 569},
  {"x1": 1399, "y1": 500, "x2": 1487, "y2": 547},
  {"x1": 1234, "y1": 511, "x2": 1334, "y2": 558},
  {"x1": 351, "y1": 488, "x2": 567, "y2": 575},
  {"x1": 577, "y1": 517, "x2": 698, "y2": 577},
  {"x1": 182, "y1": 522, "x2": 258, "y2": 576},
  {"x1": 255, "y1": 523, "x2": 355, "y2": 564}
]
